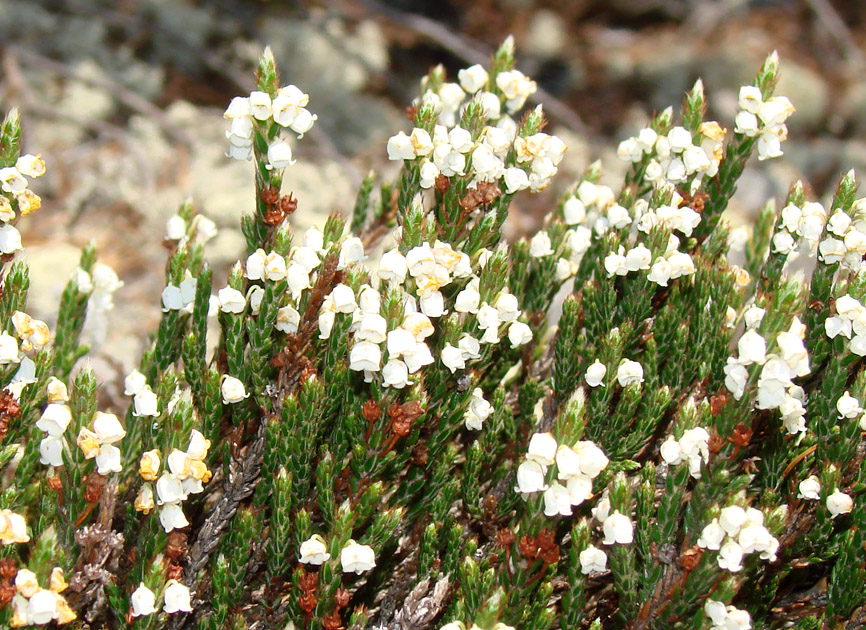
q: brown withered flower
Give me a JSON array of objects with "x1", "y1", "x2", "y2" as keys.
[
  {"x1": 299, "y1": 591, "x2": 317, "y2": 614},
  {"x1": 434, "y1": 174, "x2": 451, "y2": 195},
  {"x1": 334, "y1": 587, "x2": 350, "y2": 609},
  {"x1": 539, "y1": 544, "x2": 561, "y2": 565},
  {"x1": 710, "y1": 391, "x2": 730, "y2": 416},
  {"x1": 411, "y1": 444, "x2": 429, "y2": 467},
  {"x1": 279, "y1": 193, "x2": 298, "y2": 216},
  {"x1": 299, "y1": 570, "x2": 318, "y2": 593},
  {"x1": 458, "y1": 188, "x2": 483, "y2": 213},
  {"x1": 0, "y1": 583, "x2": 14, "y2": 609},
  {"x1": 166, "y1": 531, "x2": 188, "y2": 561},
  {"x1": 0, "y1": 558, "x2": 17, "y2": 580},
  {"x1": 323, "y1": 612, "x2": 343, "y2": 630},
  {"x1": 260, "y1": 185, "x2": 280, "y2": 206},
  {"x1": 678, "y1": 546, "x2": 704, "y2": 572},
  {"x1": 518, "y1": 535, "x2": 540, "y2": 560},
  {"x1": 477, "y1": 181, "x2": 501, "y2": 204},
  {"x1": 495, "y1": 528, "x2": 516, "y2": 548},
  {"x1": 362, "y1": 400, "x2": 382, "y2": 423},
  {"x1": 83, "y1": 474, "x2": 108, "y2": 503},
  {"x1": 537, "y1": 528, "x2": 556, "y2": 551}
]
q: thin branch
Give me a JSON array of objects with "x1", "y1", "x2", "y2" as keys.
[
  {"x1": 803, "y1": 0, "x2": 866, "y2": 76},
  {"x1": 8, "y1": 45, "x2": 195, "y2": 148}
]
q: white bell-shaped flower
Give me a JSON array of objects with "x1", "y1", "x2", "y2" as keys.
[
  {"x1": 162, "y1": 580, "x2": 192, "y2": 613},
  {"x1": 340, "y1": 540, "x2": 376, "y2": 574},
  {"x1": 131, "y1": 583, "x2": 158, "y2": 617},
  {"x1": 299, "y1": 534, "x2": 331, "y2": 565}
]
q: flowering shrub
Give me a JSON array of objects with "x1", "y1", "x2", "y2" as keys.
[{"x1": 0, "y1": 38, "x2": 862, "y2": 629}]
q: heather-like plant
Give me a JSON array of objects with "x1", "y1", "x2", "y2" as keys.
[{"x1": 0, "y1": 39, "x2": 863, "y2": 630}]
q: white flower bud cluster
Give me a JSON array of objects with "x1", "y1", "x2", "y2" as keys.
[
  {"x1": 659, "y1": 427, "x2": 710, "y2": 478},
  {"x1": 733, "y1": 86, "x2": 794, "y2": 161},
  {"x1": 771, "y1": 201, "x2": 827, "y2": 257},
  {"x1": 514, "y1": 432, "x2": 610, "y2": 518},
  {"x1": 133, "y1": 429, "x2": 212, "y2": 533},
  {"x1": 387, "y1": 61, "x2": 563, "y2": 193},
  {"x1": 561, "y1": 182, "x2": 696, "y2": 286},
  {"x1": 617, "y1": 120, "x2": 726, "y2": 185},
  {"x1": 388, "y1": 123, "x2": 565, "y2": 193},
  {"x1": 704, "y1": 600, "x2": 752, "y2": 630},
  {"x1": 723, "y1": 317, "x2": 810, "y2": 434},
  {"x1": 0, "y1": 153, "x2": 45, "y2": 255},
  {"x1": 312, "y1": 241, "x2": 531, "y2": 390},
  {"x1": 636, "y1": 189, "x2": 701, "y2": 237},
  {"x1": 224, "y1": 84, "x2": 316, "y2": 166},
  {"x1": 697, "y1": 505, "x2": 779, "y2": 572},
  {"x1": 825, "y1": 294, "x2": 866, "y2": 356},
  {"x1": 75, "y1": 411, "x2": 126, "y2": 475},
  {"x1": 36, "y1": 378, "x2": 71, "y2": 467},
  {"x1": 10, "y1": 567, "x2": 76, "y2": 626},
  {"x1": 818, "y1": 201, "x2": 866, "y2": 269}
]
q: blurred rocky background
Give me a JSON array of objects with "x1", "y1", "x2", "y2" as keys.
[{"x1": 0, "y1": 0, "x2": 863, "y2": 380}]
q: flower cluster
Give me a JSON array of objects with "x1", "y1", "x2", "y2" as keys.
[
  {"x1": 10, "y1": 568, "x2": 75, "y2": 627},
  {"x1": 134, "y1": 429, "x2": 212, "y2": 532},
  {"x1": 659, "y1": 426, "x2": 710, "y2": 478},
  {"x1": 75, "y1": 411, "x2": 126, "y2": 474},
  {"x1": 723, "y1": 317, "x2": 810, "y2": 433},
  {"x1": 36, "y1": 377, "x2": 71, "y2": 467},
  {"x1": 314, "y1": 241, "x2": 532, "y2": 390},
  {"x1": 818, "y1": 201, "x2": 866, "y2": 269},
  {"x1": 825, "y1": 294, "x2": 866, "y2": 355},
  {"x1": 772, "y1": 200, "x2": 827, "y2": 257},
  {"x1": 697, "y1": 505, "x2": 779, "y2": 572},
  {"x1": 0, "y1": 152, "x2": 45, "y2": 254},
  {"x1": 299, "y1": 534, "x2": 376, "y2": 574},
  {"x1": 130, "y1": 580, "x2": 192, "y2": 617},
  {"x1": 124, "y1": 370, "x2": 160, "y2": 417},
  {"x1": 617, "y1": 115, "x2": 726, "y2": 185},
  {"x1": 514, "y1": 432, "x2": 610, "y2": 517},
  {"x1": 388, "y1": 51, "x2": 566, "y2": 195},
  {"x1": 224, "y1": 84, "x2": 316, "y2": 165},
  {"x1": 733, "y1": 82, "x2": 794, "y2": 160}
]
